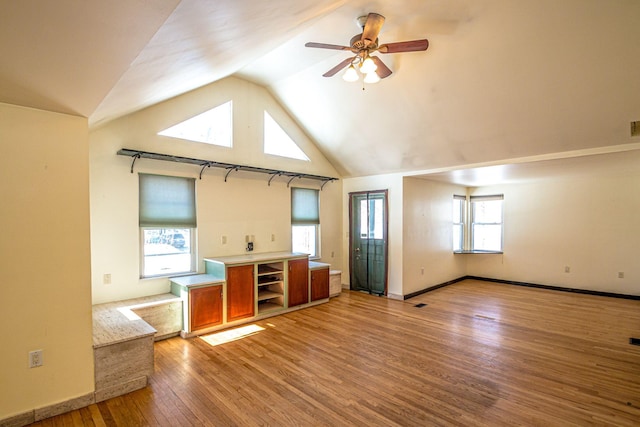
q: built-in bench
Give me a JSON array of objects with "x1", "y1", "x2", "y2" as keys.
[{"x1": 92, "y1": 293, "x2": 182, "y2": 402}]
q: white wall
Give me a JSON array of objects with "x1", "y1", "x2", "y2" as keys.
[
  {"x1": 342, "y1": 174, "x2": 404, "y2": 298},
  {"x1": 402, "y1": 177, "x2": 467, "y2": 295},
  {"x1": 466, "y1": 169, "x2": 640, "y2": 295},
  {"x1": 90, "y1": 77, "x2": 342, "y2": 304},
  {"x1": 0, "y1": 103, "x2": 94, "y2": 419}
]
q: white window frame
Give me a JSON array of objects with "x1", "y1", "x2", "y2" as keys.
[
  {"x1": 453, "y1": 194, "x2": 503, "y2": 253},
  {"x1": 452, "y1": 195, "x2": 466, "y2": 252},
  {"x1": 470, "y1": 195, "x2": 504, "y2": 252}
]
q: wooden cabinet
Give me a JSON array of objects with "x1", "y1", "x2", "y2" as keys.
[
  {"x1": 227, "y1": 264, "x2": 255, "y2": 322},
  {"x1": 170, "y1": 274, "x2": 225, "y2": 335},
  {"x1": 310, "y1": 267, "x2": 330, "y2": 301},
  {"x1": 190, "y1": 285, "x2": 222, "y2": 331},
  {"x1": 288, "y1": 258, "x2": 309, "y2": 307}
]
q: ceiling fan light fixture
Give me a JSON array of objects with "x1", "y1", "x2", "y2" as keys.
[
  {"x1": 360, "y1": 56, "x2": 377, "y2": 74},
  {"x1": 363, "y1": 70, "x2": 380, "y2": 84},
  {"x1": 342, "y1": 64, "x2": 359, "y2": 82}
]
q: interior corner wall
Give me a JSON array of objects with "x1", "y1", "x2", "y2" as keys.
[
  {"x1": 342, "y1": 174, "x2": 404, "y2": 298},
  {"x1": 402, "y1": 177, "x2": 467, "y2": 296},
  {"x1": 0, "y1": 103, "x2": 94, "y2": 419},
  {"x1": 466, "y1": 169, "x2": 640, "y2": 295},
  {"x1": 89, "y1": 76, "x2": 342, "y2": 304}
]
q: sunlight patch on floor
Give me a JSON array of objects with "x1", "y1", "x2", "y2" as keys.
[{"x1": 199, "y1": 324, "x2": 265, "y2": 347}]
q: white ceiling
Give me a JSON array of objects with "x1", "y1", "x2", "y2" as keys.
[{"x1": 1, "y1": 0, "x2": 639, "y2": 181}]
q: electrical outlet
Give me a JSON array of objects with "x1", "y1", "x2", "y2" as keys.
[
  {"x1": 29, "y1": 350, "x2": 43, "y2": 368},
  {"x1": 246, "y1": 242, "x2": 254, "y2": 252},
  {"x1": 103, "y1": 273, "x2": 111, "y2": 285},
  {"x1": 421, "y1": 267, "x2": 425, "y2": 275},
  {"x1": 221, "y1": 235, "x2": 227, "y2": 245},
  {"x1": 618, "y1": 272, "x2": 625, "y2": 279},
  {"x1": 564, "y1": 266, "x2": 570, "y2": 273},
  {"x1": 271, "y1": 234, "x2": 275, "y2": 242}
]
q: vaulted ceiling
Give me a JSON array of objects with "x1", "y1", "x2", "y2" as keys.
[{"x1": 1, "y1": 0, "x2": 639, "y2": 180}]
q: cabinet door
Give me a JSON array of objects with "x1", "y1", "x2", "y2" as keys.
[
  {"x1": 310, "y1": 268, "x2": 330, "y2": 301},
  {"x1": 288, "y1": 259, "x2": 309, "y2": 307},
  {"x1": 190, "y1": 285, "x2": 222, "y2": 331},
  {"x1": 227, "y1": 264, "x2": 255, "y2": 321}
]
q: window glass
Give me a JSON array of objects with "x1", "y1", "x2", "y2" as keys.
[
  {"x1": 471, "y1": 197, "x2": 503, "y2": 251},
  {"x1": 158, "y1": 101, "x2": 232, "y2": 147},
  {"x1": 142, "y1": 228, "x2": 194, "y2": 277},
  {"x1": 292, "y1": 225, "x2": 318, "y2": 257},
  {"x1": 264, "y1": 111, "x2": 309, "y2": 161}
]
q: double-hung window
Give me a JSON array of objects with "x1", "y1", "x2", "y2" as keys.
[
  {"x1": 139, "y1": 174, "x2": 197, "y2": 277},
  {"x1": 453, "y1": 194, "x2": 503, "y2": 252},
  {"x1": 452, "y1": 195, "x2": 466, "y2": 252},
  {"x1": 291, "y1": 187, "x2": 320, "y2": 258},
  {"x1": 470, "y1": 195, "x2": 503, "y2": 251}
]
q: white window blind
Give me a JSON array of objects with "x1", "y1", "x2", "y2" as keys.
[
  {"x1": 139, "y1": 174, "x2": 197, "y2": 228},
  {"x1": 291, "y1": 187, "x2": 319, "y2": 225}
]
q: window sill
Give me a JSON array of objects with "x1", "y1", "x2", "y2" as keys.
[{"x1": 453, "y1": 250, "x2": 503, "y2": 254}]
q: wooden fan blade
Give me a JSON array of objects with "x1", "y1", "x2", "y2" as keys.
[
  {"x1": 371, "y1": 56, "x2": 392, "y2": 79},
  {"x1": 361, "y1": 13, "x2": 385, "y2": 45},
  {"x1": 305, "y1": 42, "x2": 352, "y2": 51},
  {"x1": 323, "y1": 57, "x2": 355, "y2": 77},
  {"x1": 378, "y1": 39, "x2": 429, "y2": 53}
]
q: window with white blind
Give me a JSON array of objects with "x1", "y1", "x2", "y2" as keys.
[
  {"x1": 139, "y1": 174, "x2": 197, "y2": 277},
  {"x1": 291, "y1": 187, "x2": 320, "y2": 258}
]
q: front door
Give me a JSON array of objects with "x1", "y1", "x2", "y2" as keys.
[{"x1": 349, "y1": 190, "x2": 388, "y2": 295}]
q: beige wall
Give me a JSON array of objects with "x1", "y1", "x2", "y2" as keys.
[
  {"x1": 466, "y1": 170, "x2": 640, "y2": 295},
  {"x1": 90, "y1": 77, "x2": 342, "y2": 304},
  {"x1": 402, "y1": 177, "x2": 467, "y2": 295},
  {"x1": 0, "y1": 103, "x2": 94, "y2": 419}
]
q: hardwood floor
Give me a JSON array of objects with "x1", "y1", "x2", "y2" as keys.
[{"x1": 31, "y1": 280, "x2": 640, "y2": 426}]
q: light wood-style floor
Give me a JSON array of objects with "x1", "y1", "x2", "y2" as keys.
[{"x1": 32, "y1": 280, "x2": 640, "y2": 426}]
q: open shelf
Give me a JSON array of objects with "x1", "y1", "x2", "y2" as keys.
[
  {"x1": 258, "y1": 301, "x2": 284, "y2": 314},
  {"x1": 258, "y1": 290, "x2": 283, "y2": 301},
  {"x1": 257, "y1": 263, "x2": 283, "y2": 276},
  {"x1": 256, "y1": 261, "x2": 285, "y2": 314}
]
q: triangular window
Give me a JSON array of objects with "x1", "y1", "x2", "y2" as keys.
[
  {"x1": 158, "y1": 101, "x2": 232, "y2": 147},
  {"x1": 264, "y1": 111, "x2": 309, "y2": 161}
]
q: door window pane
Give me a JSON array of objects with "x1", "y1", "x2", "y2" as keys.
[{"x1": 360, "y1": 199, "x2": 384, "y2": 239}]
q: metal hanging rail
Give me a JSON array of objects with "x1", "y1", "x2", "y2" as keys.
[{"x1": 117, "y1": 148, "x2": 338, "y2": 189}]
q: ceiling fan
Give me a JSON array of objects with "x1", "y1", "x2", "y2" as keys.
[{"x1": 305, "y1": 12, "x2": 429, "y2": 83}]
